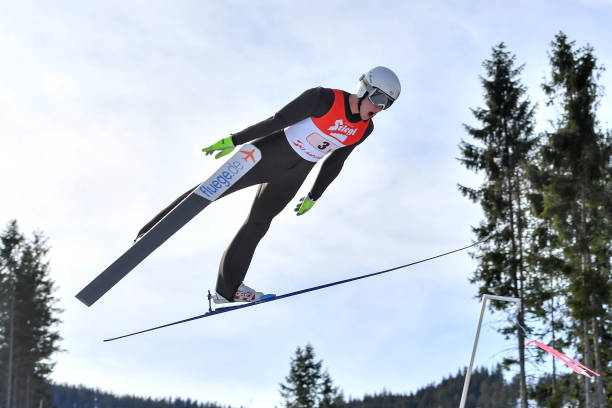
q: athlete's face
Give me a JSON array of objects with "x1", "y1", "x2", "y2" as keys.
[{"x1": 360, "y1": 96, "x2": 384, "y2": 120}]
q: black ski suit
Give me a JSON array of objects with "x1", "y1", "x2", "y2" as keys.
[{"x1": 137, "y1": 87, "x2": 374, "y2": 300}]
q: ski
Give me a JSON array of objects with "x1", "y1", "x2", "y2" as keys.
[
  {"x1": 76, "y1": 145, "x2": 262, "y2": 307},
  {"x1": 103, "y1": 239, "x2": 487, "y2": 342}
]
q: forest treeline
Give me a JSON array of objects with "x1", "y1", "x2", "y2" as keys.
[
  {"x1": 50, "y1": 384, "x2": 236, "y2": 408},
  {"x1": 50, "y1": 365, "x2": 515, "y2": 408}
]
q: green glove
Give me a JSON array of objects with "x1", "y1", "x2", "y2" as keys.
[
  {"x1": 202, "y1": 136, "x2": 235, "y2": 159},
  {"x1": 294, "y1": 193, "x2": 316, "y2": 216}
]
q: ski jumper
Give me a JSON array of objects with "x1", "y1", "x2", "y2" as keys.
[{"x1": 137, "y1": 88, "x2": 374, "y2": 300}]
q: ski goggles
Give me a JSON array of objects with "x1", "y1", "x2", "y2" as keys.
[{"x1": 367, "y1": 88, "x2": 395, "y2": 110}]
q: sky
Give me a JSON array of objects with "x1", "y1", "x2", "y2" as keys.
[{"x1": 1, "y1": 0, "x2": 611, "y2": 407}]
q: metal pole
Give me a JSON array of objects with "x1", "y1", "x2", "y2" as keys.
[
  {"x1": 458, "y1": 294, "x2": 521, "y2": 408},
  {"x1": 484, "y1": 294, "x2": 521, "y2": 304},
  {"x1": 459, "y1": 295, "x2": 487, "y2": 408}
]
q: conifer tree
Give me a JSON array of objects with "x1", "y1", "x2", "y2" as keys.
[
  {"x1": 536, "y1": 32, "x2": 611, "y2": 408},
  {"x1": 458, "y1": 42, "x2": 537, "y2": 408},
  {"x1": 279, "y1": 344, "x2": 344, "y2": 408},
  {"x1": 280, "y1": 344, "x2": 321, "y2": 408},
  {"x1": 0, "y1": 220, "x2": 62, "y2": 408}
]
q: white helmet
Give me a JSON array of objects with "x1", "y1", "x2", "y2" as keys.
[{"x1": 356, "y1": 66, "x2": 401, "y2": 104}]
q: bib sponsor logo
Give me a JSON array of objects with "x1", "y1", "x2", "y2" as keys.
[
  {"x1": 240, "y1": 148, "x2": 257, "y2": 163},
  {"x1": 327, "y1": 119, "x2": 357, "y2": 142},
  {"x1": 292, "y1": 139, "x2": 323, "y2": 160},
  {"x1": 195, "y1": 146, "x2": 261, "y2": 201}
]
